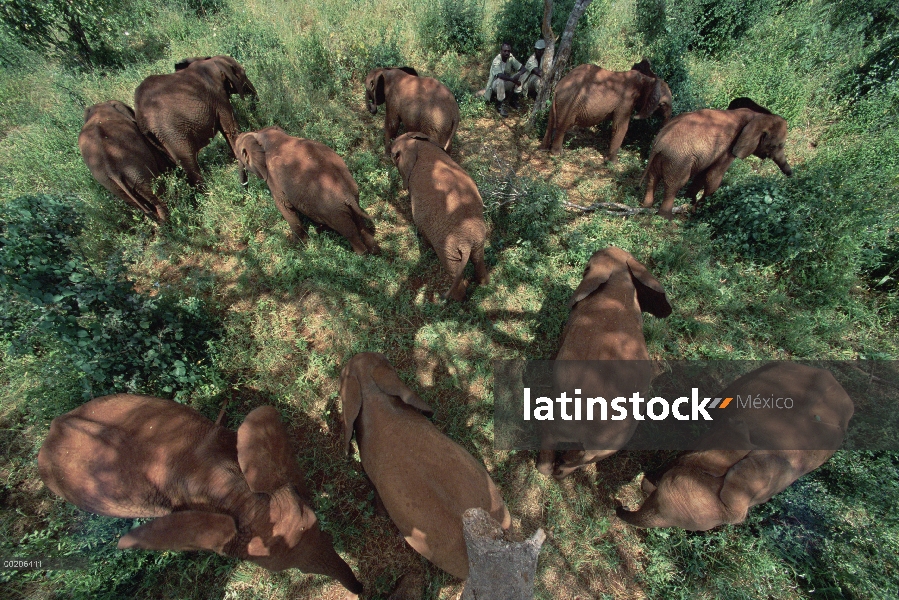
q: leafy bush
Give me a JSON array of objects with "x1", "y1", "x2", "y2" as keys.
[
  {"x1": 0, "y1": 195, "x2": 217, "y2": 400},
  {"x1": 482, "y1": 174, "x2": 566, "y2": 249},
  {"x1": 420, "y1": 0, "x2": 485, "y2": 56},
  {"x1": 493, "y1": 0, "x2": 598, "y2": 67},
  {"x1": 698, "y1": 180, "x2": 805, "y2": 263}
]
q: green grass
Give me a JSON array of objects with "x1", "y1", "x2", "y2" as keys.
[{"x1": 1, "y1": 0, "x2": 898, "y2": 598}]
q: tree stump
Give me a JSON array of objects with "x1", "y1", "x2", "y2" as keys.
[{"x1": 461, "y1": 508, "x2": 546, "y2": 600}]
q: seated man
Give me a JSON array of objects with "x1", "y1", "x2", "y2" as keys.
[
  {"x1": 484, "y1": 42, "x2": 523, "y2": 117},
  {"x1": 520, "y1": 39, "x2": 546, "y2": 99}
]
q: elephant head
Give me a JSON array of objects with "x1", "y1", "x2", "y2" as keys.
[
  {"x1": 179, "y1": 55, "x2": 259, "y2": 98},
  {"x1": 631, "y1": 58, "x2": 672, "y2": 123},
  {"x1": 390, "y1": 131, "x2": 434, "y2": 189},
  {"x1": 38, "y1": 395, "x2": 363, "y2": 594},
  {"x1": 84, "y1": 99, "x2": 135, "y2": 122},
  {"x1": 616, "y1": 363, "x2": 854, "y2": 530},
  {"x1": 731, "y1": 100, "x2": 792, "y2": 176},
  {"x1": 364, "y1": 66, "x2": 419, "y2": 114},
  {"x1": 568, "y1": 246, "x2": 673, "y2": 318},
  {"x1": 235, "y1": 130, "x2": 271, "y2": 185}
]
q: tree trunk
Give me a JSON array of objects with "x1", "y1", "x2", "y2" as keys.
[
  {"x1": 526, "y1": 0, "x2": 593, "y2": 131},
  {"x1": 461, "y1": 508, "x2": 546, "y2": 600}
]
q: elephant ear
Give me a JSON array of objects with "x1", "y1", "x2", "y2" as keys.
[
  {"x1": 374, "y1": 71, "x2": 387, "y2": 105},
  {"x1": 630, "y1": 57, "x2": 657, "y2": 78},
  {"x1": 211, "y1": 56, "x2": 252, "y2": 96},
  {"x1": 733, "y1": 115, "x2": 776, "y2": 159},
  {"x1": 238, "y1": 133, "x2": 269, "y2": 182},
  {"x1": 397, "y1": 66, "x2": 419, "y2": 76},
  {"x1": 236, "y1": 406, "x2": 302, "y2": 494},
  {"x1": 391, "y1": 136, "x2": 421, "y2": 189},
  {"x1": 626, "y1": 256, "x2": 672, "y2": 318},
  {"x1": 635, "y1": 75, "x2": 663, "y2": 120},
  {"x1": 110, "y1": 101, "x2": 136, "y2": 120},
  {"x1": 117, "y1": 511, "x2": 236, "y2": 554},
  {"x1": 174, "y1": 56, "x2": 211, "y2": 71},
  {"x1": 371, "y1": 361, "x2": 434, "y2": 417}
]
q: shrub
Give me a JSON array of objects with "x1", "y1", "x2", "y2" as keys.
[
  {"x1": 420, "y1": 0, "x2": 485, "y2": 56},
  {"x1": 481, "y1": 173, "x2": 566, "y2": 249},
  {"x1": 0, "y1": 195, "x2": 217, "y2": 400}
]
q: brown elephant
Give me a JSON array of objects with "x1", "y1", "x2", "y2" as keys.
[
  {"x1": 537, "y1": 247, "x2": 672, "y2": 479},
  {"x1": 235, "y1": 126, "x2": 380, "y2": 255},
  {"x1": 135, "y1": 55, "x2": 258, "y2": 188},
  {"x1": 390, "y1": 132, "x2": 488, "y2": 301},
  {"x1": 339, "y1": 352, "x2": 511, "y2": 580},
  {"x1": 365, "y1": 67, "x2": 460, "y2": 153},
  {"x1": 642, "y1": 97, "x2": 793, "y2": 219},
  {"x1": 617, "y1": 363, "x2": 854, "y2": 530},
  {"x1": 38, "y1": 394, "x2": 363, "y2": 595},
  {"x1": 78, "y1": 100, "x2": 175, "y2": 223},
  {"x1": 540, "y1": 58, "x2": 672, "y2": 160}
]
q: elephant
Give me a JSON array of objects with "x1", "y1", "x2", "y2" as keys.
[
  {"x1": 616, "y1": 362, "x2": 854, "y2": 530},
  {"x1": 339, "y1": 352, "x2": 511, "y2": 581},
  {"x1": 235, "y1": 126, "x2": 380, "y2": 255},
  {"x1": 78, "y1": 100, "x2": 175, "y2": 223},
  {"x1": 641, "y1": 97, "x2": 793, "y2": 219},
  {"x1": 135, "y1": 55, "x2": 258, "y2": 188},
  {"x1": 38, "y1": 394, "x2": 363, "y2": 595},
  {"x1": 537, "y1": 247, "x2": 672, "y2": 480},
  {"x1": 390, "y1": 132, "x2": 488, "y2": 301},
  {"x1": 365, "y1": 67, "x2": 460, "y2": 154},
  {"x1": 539, "y1": 58, "x2": 672, "y2": 160}
]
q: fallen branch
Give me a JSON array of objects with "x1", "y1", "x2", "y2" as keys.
[{"x1": 563, "y1": 200, "x2": 692, "y2": 216}]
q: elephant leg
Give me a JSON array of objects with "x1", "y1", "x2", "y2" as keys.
[
  {"x1": 605, "y1": 115, "x2": 631, "y2": 163},
  {"x1": 642, "y1": 162, "x2": 660, "y2": 209},
  {"x1": 274, "y1": 199, "x2": 308, "y2": 243},
  {"x1": 384, "y1": 105, "x2": 400, "y2": 155},
  {"x1": 685, "y1": 171, "x2": 707, "y2": 201},
  {"x1": 166, "y1": 143, "x2": 204, "y2": 188},
  {"x1": 471, "y1": 244, "x2": 488, "y2": 285},
  {"x1": 539, "y1": 107, "x2": 556, "y2": 151},
  {"x1": 694, "y1": 156, "x2": 734, "y2": 211},
  {"x1": 443, "y1": 245, "x2": 471, "y2": 301},
  {"x1": 536, "y1": 449, "x2": 557, "y2": 477},
  {"x1": 549, "y1": 117, "x2": 569, "y2": 155},
  {"x1": 359, "y1": 228, "x2": 381, "y2": 255},
  {"x1": 658, "y1": 169, "x2": 691, "y2": 219}
]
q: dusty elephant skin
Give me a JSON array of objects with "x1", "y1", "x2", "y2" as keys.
[
  {"x1": 365, "y1": 67, "x2": 460, "y2": 154},
  {"x1": 642, "y1": 97, "x2": 793, "y2": 219},
  {"x1": 235, "y1": 126, "x2": 380, "y2": 255},
  {"x1": 38, "y1": 394, "x2": 363, "y2": 595},
  {"x1": 538, "y1": 246, "x2": 672, "y2": 480},
  {"x1": 390, "y1": 132, "x2": 488, "y2": 301},
  {"x1": 540, "y1": 58, "x2": 672, "y2": 160},
  {"x1": 339, "y1": 353, "x2": 511, "y2": 580},
  {"x1": 135, "y1": 55, "x2": 258, "y2": 188},
  {"x1": 78, "y1": 101, "x2": 175, "y2": 223},
  {"x1": 617, "y1": 363, "x2": 854, "y2": 530}
]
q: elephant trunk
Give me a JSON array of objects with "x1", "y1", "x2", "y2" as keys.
[
  {"x1": 616, "y1": 503, "x2": 671, "y2": 528},
  {"x1": 365, "y1": 93, "x2": 378, "y2": 115},
  {"x1": 242, "y1": 80, "x2": 258, "y2": 99},
  {"x1": 297, "y1": 529, "x2": 363, "y2": 594},
  {"x1": 776, "y1": 158, "x2": 793, "y2": 177},
  {"x1": 239, "y1": 166, "x2": 248, "y2": 186}
]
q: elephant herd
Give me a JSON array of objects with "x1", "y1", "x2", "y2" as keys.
[{"x1": 57, "y1": 54, "x2": 848, "y2": 596}]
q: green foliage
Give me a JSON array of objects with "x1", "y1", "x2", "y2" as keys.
[
  {"x1": 493, "y1": 0, "x2": 598, "y2": 66},
  {"x1": 698, "y1": 180, "x2": 805, "y2": 263},
  {"x1": 482, "y1": 174, "x2": 566, "y2": 249},
  {"x1": 420, "y1": 0, "x2": 485, "y2": 56},
  {"x1": 0, "y1": 195, "x2": 217, "y2": 400}
]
